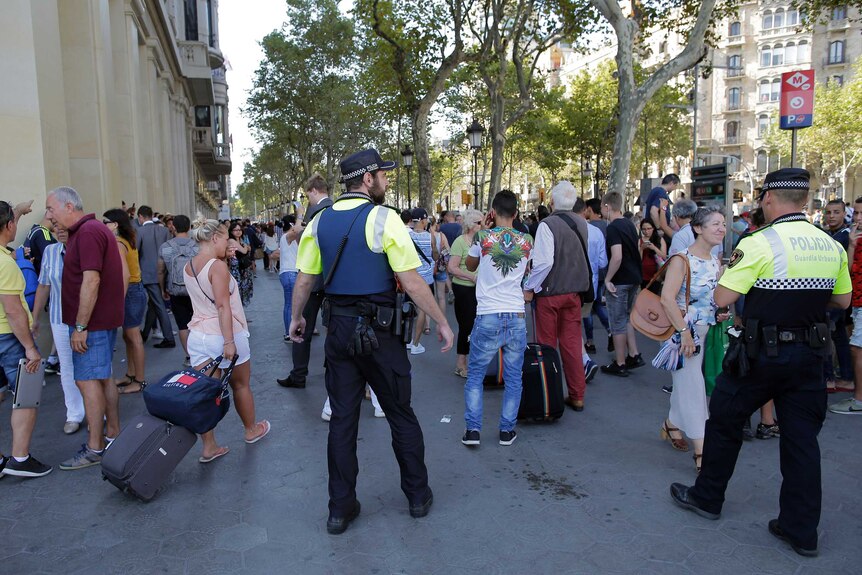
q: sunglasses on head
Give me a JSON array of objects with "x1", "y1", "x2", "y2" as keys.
[{"x1": 102, "y1": 219, "x2": 113, "y2": 225}]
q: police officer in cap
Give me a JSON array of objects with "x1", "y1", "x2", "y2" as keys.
[
  {"x1": 670, "y1": 168, "x2": 851, "y2": 557},
  {"x1": 290, "y1": 148, "x2": 455, "y2": 535}
]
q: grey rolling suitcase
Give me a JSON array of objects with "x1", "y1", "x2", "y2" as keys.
[{"x1": 101, "y1": 413, "x2": 197, "y2": 501}]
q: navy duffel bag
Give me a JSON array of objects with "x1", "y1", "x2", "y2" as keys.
[{"x1": 143, "y1": 355, "x2": 238, "y2": 434}]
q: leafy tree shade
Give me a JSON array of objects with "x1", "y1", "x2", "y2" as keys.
[
  {"x1": 244, "y1": 0, "x2": 383, "y2": 199},
  {"x1": 356, "y1": 0, "x2": 473, "y2": 211}
]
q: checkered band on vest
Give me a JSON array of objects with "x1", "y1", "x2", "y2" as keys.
[
  {"x1": 762, "y1": 180, "x2": 809, "y2": 191},
  {"x1": 753, "y1": 277, "x2": 836, "y2": 290}
]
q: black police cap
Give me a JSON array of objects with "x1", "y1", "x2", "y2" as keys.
[
  {"x1": 339, "y1": 148, "x2": 397, "y2": 183},
  {"x1": 762, "y1": 168, "x2": 810, "y2": 192}
]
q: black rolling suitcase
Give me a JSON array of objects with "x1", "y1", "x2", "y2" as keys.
[
  {"x1": 101, "y1": 413, "x2": 197, "y2": 501},
  {"x1": 517, "y1": 343, "x2": 565, "y2": 421}
]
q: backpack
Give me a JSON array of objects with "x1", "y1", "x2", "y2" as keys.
[
  {"x1": 166, "y1": 240, "x2": 198, "y2": 296},
  {"x1": 15, "y1": 246, "x2": 38, "y2": 312}
]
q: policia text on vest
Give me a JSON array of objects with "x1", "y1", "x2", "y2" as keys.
[{"x1": 670, "y1": 167, "x2": 851, "y2": 558}]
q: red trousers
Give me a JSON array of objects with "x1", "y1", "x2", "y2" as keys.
[{"x1": 535, "y1": 293, "x2": 586, "y2": 401}]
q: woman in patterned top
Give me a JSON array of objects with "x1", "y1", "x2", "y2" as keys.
[{"x1": 659, "y1": 206, "x2": 730, "y2": 473}]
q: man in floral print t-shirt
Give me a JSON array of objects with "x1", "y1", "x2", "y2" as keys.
[
  {"x1": 461, "y1": 190, "x2": 533, "y2": 447},
  {"x1": 829, "y1": 197, "x2": 862, "y2": 414}
]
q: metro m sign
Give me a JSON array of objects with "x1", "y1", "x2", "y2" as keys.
[{"x1": 780, "y1": 70, "x2": 814, "y2": 129}]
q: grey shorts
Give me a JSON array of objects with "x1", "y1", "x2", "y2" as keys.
[{"x1": 605, "y1": 284, "x2": 638, "y2": 335}]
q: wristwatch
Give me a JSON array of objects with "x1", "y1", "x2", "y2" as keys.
[{"x1": 74, "y1": 324, "x2": 88, "y2": 333}]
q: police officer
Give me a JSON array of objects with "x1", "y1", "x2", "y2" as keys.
[
  {"x1": 289, "y1": 149, "x2": 455, "y2": 535},
  {"x1": 670, "y1": 168, "x2": 851, "y2": 558}
]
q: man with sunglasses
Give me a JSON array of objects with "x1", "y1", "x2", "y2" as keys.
[{"x1": 670, "y1": 168, "x2": 851, "y2": 558}]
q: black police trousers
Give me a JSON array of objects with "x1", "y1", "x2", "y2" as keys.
[
  {"x1": 690, "y1": 342, "x2": 826, "y2": 550},
  {"x1": 324, "y1": 315, "x2": 431, "y2": 516},
  {"x1": 289, "y1": 290, "x2": 325, "y2": 383}
]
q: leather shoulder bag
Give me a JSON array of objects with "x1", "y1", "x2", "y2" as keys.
[{"x1": 630, "y1": 253, "x2": 690, "y2": 341}]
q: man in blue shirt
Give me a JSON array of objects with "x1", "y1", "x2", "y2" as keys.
[{"x1": 645, "y1": 174, "x2": 681, "y2": 239}]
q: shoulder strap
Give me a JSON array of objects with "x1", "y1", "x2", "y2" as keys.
[
  {"x1": 412, "y1": 237, "x2": 432, "y2": 264},
  {"x1": 556, "y1": 213, "x2": 593, "y2": 290},
  {"x1": 189, "y1": 258, "x2": 217, "y2": 305},
  {"x1": 645, "y1": 253, "x2": 691, "y2": 307},
  {"x1": 323, "y1": 202, "x2": 374, "y2": 288}
]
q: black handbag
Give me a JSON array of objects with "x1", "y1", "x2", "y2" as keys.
[{"x1": 143, "y1": 355, "x2": 238, "y2": 434}]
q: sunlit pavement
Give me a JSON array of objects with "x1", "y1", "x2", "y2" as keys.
[{"x1": 2, "y1": 269, "x2": 860, "y2": 574}]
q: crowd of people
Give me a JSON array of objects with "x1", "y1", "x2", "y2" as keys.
[
  {"x1": 0, "y1": 188, "x2": 271, "y2": 477},
  {"x1": 0, "y1": 155, "x2": 857, "y2": 555}
]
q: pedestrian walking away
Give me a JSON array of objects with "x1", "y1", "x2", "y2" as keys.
[
  {"x1": 289, "y1": 148, "x2": 454, "y2": 535},
  {"x1": 277, "y1": 173, "x2": 333, "y2": 389}
]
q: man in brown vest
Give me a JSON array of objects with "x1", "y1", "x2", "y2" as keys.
[{"x1": 524, "y1": 181, "x2": 592, "y2": 410}]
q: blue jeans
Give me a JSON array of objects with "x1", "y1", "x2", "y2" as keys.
[
  {"x1": 824, "y1": 308, "x2": 853, "y2": 381},
  {"x1": 280, "y1": 271, "x2": 298, "y2": 336},
  {"x1": 464, "y1": 313, "x2": 527, "y2": 432},
  {"x1": 583, "y1": 282, "x2": 610, "y2": 341}
]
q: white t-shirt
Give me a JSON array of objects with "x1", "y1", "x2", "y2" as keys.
[
  {"x1": 279, "y1": 233, "x2": 298, "y2": 273},
  {"x1": 467, "y1": 227, "x2": 533, "y2": 315},
  {"x1": 264, "y1": 234, "x2": 279, "y2": 252}
]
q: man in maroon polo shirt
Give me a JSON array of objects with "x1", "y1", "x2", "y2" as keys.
[{"x1": 44, "y1": 187, "x2": 126, "y2": 470}]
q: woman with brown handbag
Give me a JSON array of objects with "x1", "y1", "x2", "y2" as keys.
[{"x1": 659, "y1": 206, "x2": 730, "y2": 473}]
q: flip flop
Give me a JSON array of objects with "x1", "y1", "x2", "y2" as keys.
[
  {"x1": 198, "y1": 446, "x2": 230, "y2": 464},
  {"x1": 245, "y1": 420, "x2": 271, "y2": 444}
]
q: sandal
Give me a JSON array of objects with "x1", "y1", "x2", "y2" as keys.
[
  {"x1": 693, "y1": 453, "x2": 702, "y2": 474},
  {"x1": 454, "y1": 367, "x2": 468, "y2": 378},
  {"x1": 660, "y1": 421, "x2": 689, "y2": 452},
  {"x1": 198, "y1": 446, "x2": 230, "y2": 464},
  {"x1": 117, "y1": 377, "x2": 144, "y2": 395},
  {"x1": 834, "y1": 380, "x2": 856, "y2": 393},
  {"x1": 245, "y1": 420, "x2": 271, "y2": 444}
]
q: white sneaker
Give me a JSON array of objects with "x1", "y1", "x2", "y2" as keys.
[
  {"x1": 406, "y1": 343, "x2": 414, "y2": 351},
  {"x1": 374, "y1": 408, "x2": 385, "y2": 418},
  {"x1": 321, "y1": 410, "x2": 331, "y2": 422},
  {"x1": 410, "y1": 343, "x2": 426, "y2": 355}
]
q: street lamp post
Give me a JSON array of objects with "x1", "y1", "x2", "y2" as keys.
[
  {"x1": 581, "y1": 159, "x2": 593, "y2": 198},
  {"x1": 401, "y1": 145, "x2": 414, "y2": 208},
  {"x1": 466, "y1": 119, "x2": 485, "y2": 209}
]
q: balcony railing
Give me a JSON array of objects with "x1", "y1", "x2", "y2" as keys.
[
  {"x1": 726, "y1": 102, "x2": 742, "y2": 111},
  {"x1": 726, "y1": 68, "x2": 745, "y2": 78},
  {"x1": 722, "y1": 136, "x2": 740, "y2": 145}
]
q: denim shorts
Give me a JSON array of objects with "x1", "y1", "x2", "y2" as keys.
[
  {"x1": 0, "y1": 332, "x2": 26, "y2": 392},
  {"x1": 70, "y1": 328, "x2": 117, "y2": 381},
  {"x1": 851, "y1": 308, "x2": 862, "y2": 348},
  {"x1": 605, "y1": 284, "x2": 639, "y2": 335},
  {"x1": 123, "y1": 282, "x2": 147, "y2": 329}
]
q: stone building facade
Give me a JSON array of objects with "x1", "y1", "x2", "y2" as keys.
[{"x1": 1, "y1": 0, "x2": 231, "y2": 242}]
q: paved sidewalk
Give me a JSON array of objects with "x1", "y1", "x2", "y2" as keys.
[{"x1": 1, "y1": 270, "x2": 860, "y2": 574}]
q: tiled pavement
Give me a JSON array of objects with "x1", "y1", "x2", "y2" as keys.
[{"x1": 1, "y1": 270, "x2": 860, "y2": 574}]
